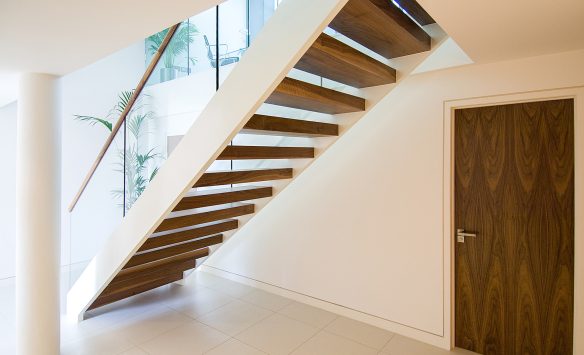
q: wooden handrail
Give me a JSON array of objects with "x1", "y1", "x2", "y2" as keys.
[{"x1": 68, "y1": 23, "x2": 181, "y2": 212}]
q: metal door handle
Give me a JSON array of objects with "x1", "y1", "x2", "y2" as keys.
[{"x1": 457, "y1": 228, "x2": 477, "y2": 243}]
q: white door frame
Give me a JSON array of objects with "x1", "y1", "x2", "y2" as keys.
[{"x1": 443, "y1": 86, "x2": 584, "y2": 353}]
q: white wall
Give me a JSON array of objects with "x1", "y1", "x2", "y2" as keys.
[
  {"x1": 0, "y1": 103, "x2": 17, "y2": 280},
  {"x1": 205, "y1": 48, "x2": 584, "y2": 347}
]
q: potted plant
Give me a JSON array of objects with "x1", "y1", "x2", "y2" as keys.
[
  {"x1": 146, "y1": 22, "x2": 199, "y2": 82},
  {"x1": 74, "y1": 91, "x2": 161, "y2": 213}
]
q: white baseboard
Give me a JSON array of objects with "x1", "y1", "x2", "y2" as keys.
[{"x1": 198, "y1": 264, "x2": 450, "y2": 349}]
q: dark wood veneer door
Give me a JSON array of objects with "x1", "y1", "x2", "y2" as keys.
[{"x1": 454, "y1": 99, "x2": 574, "y2": 355}]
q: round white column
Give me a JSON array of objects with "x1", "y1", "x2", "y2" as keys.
[{"x1": 15, "y1": 73, "x2": 61, "y2": 355}]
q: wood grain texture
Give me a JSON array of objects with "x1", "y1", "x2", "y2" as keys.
[
  {"x1": 454, "y1": 99, "x2": 574, "y2": 355},
  {"x1": 266, "y1": 77, "x2": 365, "y2": 114},
  {"x1": 124, "y1": 234, "x2": 223, "y2": 268},
  {"x1": 296, "y1": 32, "x2": 396, "y2": 88},
  {"x1": 394, "y1": 0, "x2": 435, "y2": 25},
  {"x1": 113, "y1": 248, "x2": 209, "y2": 284},
  {"x1": 242, "y1": 114, "x2": 339, "y2": 137},
  {"x1": 88, "y1": 273, "x2": 184, "y2": 310},
  {"x1": 329, "y1": 0, "x2": 430, "y2": 59},
  {"x1": 155, "y1": 203, "x2": 254, "y2": 233},
  {"x1": 139, "y1": 220, "x2": 238, "y2": 251},
  {"x1": 173, "y1": 186, "x2": 272, "y2": 212},
  {"x1": 218, "y1": 145, "x2": 314, "y2": 160},
  {"x1": 194, "y1": 168, "x2": 293, "y2": 187},
  {"x1": 110, "y1": 259, "x2": 196, "y2": 292}
]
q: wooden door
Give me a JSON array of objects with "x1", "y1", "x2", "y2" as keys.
[{"x1": 454, "y1": 99, "x2": 574, "y2": 355}]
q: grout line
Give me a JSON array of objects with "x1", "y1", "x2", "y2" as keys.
[
  {"x1": 378, "y1": 331, "x2": 397, "y2": 354},
  {"x1": 286, "y1": 325, "x2": 322, "y2": 354},
  {"x1": 202, "y1": 265, "x2": 445, "y2": 337},
  {"x1": 322, "y1": 327, "x2": 392, "y2": 352}
]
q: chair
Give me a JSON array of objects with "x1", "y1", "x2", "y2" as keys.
[{"x1": 203, "y1": 35, "x2": 243, "y2": 68}]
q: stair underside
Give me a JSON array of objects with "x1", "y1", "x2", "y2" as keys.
[
  {"x1": 174, "y1": 186, "x2": 273, "y2": 212},
  {"x1": 394, "y1": 0, "x2": 436, "y2": 26},
  {"x1": 267, "y1": 77, "x2": 365, "y2": 114},
  {"x1": 329, "y1": 0, "x2": 431, "y2": 59},
  {"x1": 296, "y1": 32, "x2": 396, "y2": 88},
  {"x1": 88, "y1": 248, "x2": 210, "y2": 311},
  {"x1": 194, "y1": 168, "x2": 293, "y2": 188},
  {"x1": 241, "y1": 114, "x2": 339, "y2": 137},
  {"x1": 218, "y1": 145, "x2": 315, "y2": 160},
  {"x1": 140, "y1": 220, "x2": 239, "y2": 252},
  {"x1": 156, "y1": 203, "x2": 255, "y2": 233},
  {"x1": 124, "y1": 234, "x2": 223, "y2": 268}
]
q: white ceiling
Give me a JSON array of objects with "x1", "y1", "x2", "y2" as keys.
[
  {"x1": 419, "y1": 0, "x2": 584, "y2": 63},
  {"x1": 0, "y1": 0, "x2": 222, "y2": 76}
]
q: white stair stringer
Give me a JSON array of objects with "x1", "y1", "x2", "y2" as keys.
[{"x1": 67, "y1": 0, "x2": 351, "y2": 321}]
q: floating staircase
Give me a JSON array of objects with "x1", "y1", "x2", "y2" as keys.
[{"x1": 73, "y1": 0, "x2": 434, "y2": 315}]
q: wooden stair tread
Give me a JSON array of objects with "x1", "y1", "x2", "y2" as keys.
[
  {"x1": 156, "y1": 203, "x2": 255, "y2": 233},
  {"x1": 174, "y1": 186, "x2": 272, "y2": 212},
  {"x1": 140, "y1": 220, "x2": 238, "y2": 251},
  {"x1": 242, "y1": 114, "x2": 339, "y2": 137},
  {"x1": 109, "y1": 259, "x2": 196, "y2": 295},
  {"x1": 116, "y1": 248, "x2": 210, "y2": 282},
  {"x1": 194, "y1": 168, "x2": 293, "y2": 188},
  {"x1": 266, "y1": 77, "x2": 365, "y2": 114},
  {"x1": 89, "y1": 273, "x2": 184, "y2": 311},
  {"x1": 218, "y1": 145, "x2": 314, "y2": 160},
  {"x1": 296, "y1": 32, "x2": 396, "y2": 88},
  {"x1": 394, "y1": 0, "x2": 436, "y2": 26},
  {"x1": 124, "y1": 234, "x2": 223, "y2": 269},
  {"x1": 330, "y1": 0, "x2": 431, "y2": 59}
]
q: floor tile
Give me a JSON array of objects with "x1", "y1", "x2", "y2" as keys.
[
  {"x1": 236, "y1": 313, "x2": 319, "y2": 355},
  {"x1": 169, "y1": 287, "x2": 235, "y2": 319},
  {"x1": 207, "y1": 277, "x2": 255, "y2": 298},
  {"x1": 292, "y1": 331, "x2": 378, "y2": 355},
  {"x1": 325, "y1": 316, "x2": 394, "y2": 350},
  {"x1": 139, "y1": 320, "x2": 229, "y2": 355},
  {"x1": 206, "y1": 338, "x2": 266, "y2": 355},
  {"x1": 381, "y1": 334, "x2": 479, "y2": 355},
  {"x1": 198, "y1": 299, "x2": 272, "y2": 336},
  {"x1": 60, "y1": 329, "x2": 135, "y2": 355},
  {"x1": 191, "y1": 271, "x2": 226, "y2": 288},
  {"x1": 114, "y1": 307, "x2": 192, "y2": 345},
  {"x1": 241, "y1": 289, "x2": 293, "y2": 311},
  {"x1": 278, "y1": 301, "x2": 338, "y2": 328},
  {"x1": 119, "y1": 347, "x2": 149, "y2": 355}
]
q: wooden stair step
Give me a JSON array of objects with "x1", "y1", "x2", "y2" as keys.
[
  {"x1": 89, "y1": 273, "x2": 184, "y2": 311},
  {"x1": 141, "y1": 220, "x2": 238, "y2": 251},
  {"x1": 125, "y1": 234, "x2": 223, "y2": 269},
  {"x1": 114, "y1": 248, "x2": 210, "y2": 284},
  {"x1": 296, "y1": 32, "x2": 396, "y2": 88},
  {"x1": 156, "y1": 203, "x2": 255, "y2": 233},
  {"x1": 393, "y1": 0, "x2": 436, "y2": 26},
  {"x1": 174, "y1": 186, "x2": 272, "y2": 212},
  {"x1": 266, "y1": 77, "x2": 365, "y2": 114},
  {"x1": 242, "y1": 114, "x2": 339, "y2": 137},
  {"x1": 218, "y1": 145, "x2": 315, "y2": 160},
  {"x1": 194, "y1": 168, "x2": 293, "y2": 188},
  {"x1": 111, "y1": 259, "x2": 196, "y2": 292},
  {"x1": 329, "y1": 0, "x2": 431, "y2": 59}
]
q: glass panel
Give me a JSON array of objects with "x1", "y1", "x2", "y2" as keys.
[
  {"x1": 218, "y1": 0, "x2": 248, "y2": 84},
  {"x1": 68, "y1": 0, "x2": 285, "y2": 289},
  {"x1": 68, "y1": 125, "x2": 125, "y2": 289}
]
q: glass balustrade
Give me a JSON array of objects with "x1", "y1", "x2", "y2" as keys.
[{"x1": 67, "y1": 0, "x2": 283, "y2": 290}]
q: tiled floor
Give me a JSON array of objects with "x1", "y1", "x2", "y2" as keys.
[{"x1": 0, "y1": 271, "x2": 478, "y2": 355}]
